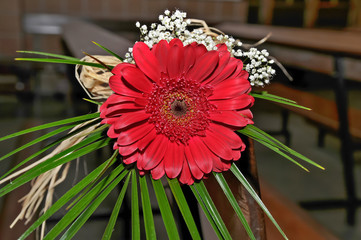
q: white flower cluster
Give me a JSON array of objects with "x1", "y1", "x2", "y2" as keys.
[
  {"x1": 124, "y1": 9, "x2": 276, "y2": 87},
  {"x1": 243, "y1": 48, "x2": 276, "y2": 86}
]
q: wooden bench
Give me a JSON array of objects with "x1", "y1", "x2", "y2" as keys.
[
  {"x1": 218, "y1": 22, "x2": 361, "y2": 225},
  {"x1": 260, "y1": 82, "x2": 361, "y2": 146}
]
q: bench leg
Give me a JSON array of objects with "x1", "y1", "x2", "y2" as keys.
[
  {"x1": 281, "y1": 110, "x2": 291, "y2": 146},
  {"x1": 334, "y1": 57, "x2": 357, "y2": 225},
  {"x1": 317, "y1": 128, "x2": 326, "y2": 148},
  {"x1": 300, "y1": 57, "x2": 359, "y2": 225}
]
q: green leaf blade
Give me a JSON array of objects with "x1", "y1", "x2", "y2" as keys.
[
  {"x1": 15, "y1": 58, "x2": 111, "y2": 69},
  {"x1": 189, "y1": 185, "x2": 223, "y2": 240},
  {"x1": 0, "y1": 135, "x2": 110, "y2": 197},
  {"x1": 92, "y1": 41, "x2": 124, "y2": 61},
  {"x1": 131, "y1": 170, "x2": 140, "y2": 240},
  {"x1": 16, "y1": 50, "x2": 79, "y2": 61},
  {"x1": 47, "y1": 166, "x2": 129, "y2": 240},
  {"x1": 193, "y1": 182, "x2": 232, "y2": 240},
  {"x1": 230, "y1": 163, "x2": 288, "y2": 240},
  {"x1": 250, "y1": 92, "x2": 311, "y2": 110},
  {"x1": 18, "y1": 152, "x2": 120, "y2": 240},
  {"x1": 167, "y1": 178, "x2": 201, "y2": 240},
  {"x1": 151, "y1": 179, "x2": 180, "y2": 240},
  {"x1": 213, "y1": 173, "x2": 256, "y2": 240},
  {"x1": 0, "y1": 112, "x2": 99, "y2": 142},
  {"x1": 139, "y1": 176, "x2": 156, "y2": 240},
  {"x1": 102, "y1": 173, "x2": 131, "y2": 240}
]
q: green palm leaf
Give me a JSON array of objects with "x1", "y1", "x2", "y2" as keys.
[
  {"x1": 167, "y1": 178, "x2": 201, "y2": 240},
  {"x1": 102, "y1": 172, "x2": 131, "y2": 240},
  {"x1": 230, "y1": 163, "x2": 288, "y2": 240},
  {"x1": 18, "y1": 151, "x2": 120, "y2": 240},
  {"x1": 151, "y1": 179, "x2": 180, "y2": 240},
  {"x1": 131, "y1": 170, "x2": 140, "y2": 240},
  {"x1": 58, "y1": 171, "x2": 131, "y2": 240},
  {"x1": 251, "y1": 92, "x2": 311, "y2": 110},
  {"x1": 92, "y1": 41, "x2": 124, "y2": 61},
  {"x1": 43, "y1": 164, "x2": 128, "y2": 239},
  {"x1": 0, "y1": 112, "x2": 99, "y2": 142},
  {"x1": 16, "y1": 50, "x2": 79, "y2": 60},
  {"x1": 214, "y1": 173, "x2": 256, "y2": 240},
  {"x1": 15, "y1": 58, "x2": 112, "y2": 69},
  {"x1": 139, "y1": 176, "x2": 156, "y2": 239},
  {"x1": 191, "y1": 181, "x2": 232, "y2": 240},
  {"x1": 0, "y1": 134, "x2": 110, "y2": 197},
  {"x1": 0, "y1": 119, "x2": 101, "y2": 181}
]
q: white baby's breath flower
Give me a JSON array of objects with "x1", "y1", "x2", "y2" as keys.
[{"x1": 126, "y1": 10, "x2": 276, "y2": 86}]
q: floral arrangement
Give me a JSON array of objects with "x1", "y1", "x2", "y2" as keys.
[{"x1": 0, "y1": 10, "x2": 323, "y2": 240}]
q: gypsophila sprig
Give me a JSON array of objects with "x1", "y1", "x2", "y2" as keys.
[{"x1": 125, "y1": 9, "x2": 276, "y2": 87}]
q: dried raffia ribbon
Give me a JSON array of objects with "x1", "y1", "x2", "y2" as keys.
[
  {"x1": 75, "y1": 55, "x2": 121, "y2": 100},
  {"x1": 7, "y1": 119, "x2": 100, "y2": 239},
  {"x1": 7, "y1": 55, "x2": 120, "y2": 238}
]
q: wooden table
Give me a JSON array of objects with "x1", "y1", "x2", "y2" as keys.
[{"x1": 217, "y1": 23, "x2": 361, "y2": 225}]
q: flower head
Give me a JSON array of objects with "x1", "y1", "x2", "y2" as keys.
[{"x1": 100, "y1": 39, "x2": 254, "y2": 184}]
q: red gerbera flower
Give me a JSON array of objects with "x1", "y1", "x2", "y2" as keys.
[{"x1": 100, "y1": 39, "x2": 254, "y2": 185}]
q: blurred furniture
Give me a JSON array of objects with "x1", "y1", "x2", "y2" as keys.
[
  {"x1": 218, "y1": 22, "x2": 361, "y2": 225},
  {"x1": 253, "y1": 0, "x2": 358, "y2": 28}
]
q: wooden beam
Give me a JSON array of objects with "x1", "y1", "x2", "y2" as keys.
[
  {"x1": 260, "y1": 179, "x2": 338, "y2": 240},
  {"x1": 304, "y1": 0, "x2": 320, "y2": 28},
  {"x1": 259, "y1": 0, "x2": 275, "y2": 25},
  {"x1": 348, "y1": 0, "x2": 361, "y2": 28}
]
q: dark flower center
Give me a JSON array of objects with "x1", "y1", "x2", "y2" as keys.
[
  {"x1": 171, "y1": 100, "x2": 188, "y2": 117},
  {"x1": 145, "y1": 77, "x2": 215, "y2": 143}
]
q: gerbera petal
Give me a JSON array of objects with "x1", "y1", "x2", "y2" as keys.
[
  {"x1": 107, "y1": 124, "x2": 119, "y2": 139},
  {"x1": 184, "y1": 146, "x2": 204, "y2": 180},
  {"x1": 227, "y1": 58, "x2": 244, "y2": 79},
  {"x1": 216, "y1": 43, "x2": 228, "y2": 52},
  {"x1": 183, "y1": 44, "x2": 196, "y2": 73},
  {"x1": 193, "y1": 43, "x2": 207, "y2": 57},
  {"x1": 207, "y1": 58, "x2": 238, "y2": 86},
  {"x1": 141, "y1": 134, "x2": 168, "y2": 170},
  {"x1": 109, "y1": 75, "x2": 143, "y2": 97},
  {"x1": 213, "y1": 157, "x2": 231, "y2": 172},
  {"x1": 186, "y1": 51, "x2": 219, "y2": 83},
  {"x1": 167, "y1": 43, "x2": 184, "y2": 79},
  {"x1": 164, "y1": 143, "x2": 184, "y2": 179},
  {"x1": 210, "y1": 77, "x2": 251, "y2": 100},
  {"x1": 210, "y1": 111, "x2": 249, "y2": 128},
  {"x1": 153, "y1": 39, "x2": 169, "y2": 73},
  {"x1": 179, "y1": 160, "x2": 194, "y2": 185},
  {"x1": 188, "y1": 137, "x2": 213, "y2": 174},
  {"x1": 133, "y1": 42, "x2": 161, "y2": 82},
  {"x1": 102, "y1": 103, "x2": 143, "y2": 119},
  {"x1": 210, "y1": 95, "x2": 254, "y2": 111},
  {"x1": 202, "y1": 50, "x2": 230, "y2": 85},
  {"x1": 137, "y1": 128, "x2": 157, "y2": 150},
  {"x1": 238, "y1": 109, "x2": 253, "y2": 119},
  {"x1": 202, "y1": 130, "x2": 233, "y2": 160},
  {"x1": 123, "y1": 152, "x2": 139, "y2": 164},
  {"x1": 117, "y1": 122, "x2": 153, "y2": 145},
  {"x1": 209, "y1": 123, "x2": 244, "y2": 149},
  {"x1": 232, "y1": 149, "x2": 241, "y2": 160},
  {"x1": 121, "y1": 66, "x2": 154, "y2": 93},
  {"x1": 100, "y1": 95, "x2": 134, "y2": 113},
  {"x1": 118, "y1": 143, "x2": 138, "y2": 156},
  {"x1": 114, "y1": 111, "x2": 149, "y2": 129},
  {"x1": 111, "y1": 63, "x2": 135, "y2": 75},
  {"x1": 151, "y1": 161, "x2": 165, "y2": 180}
]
